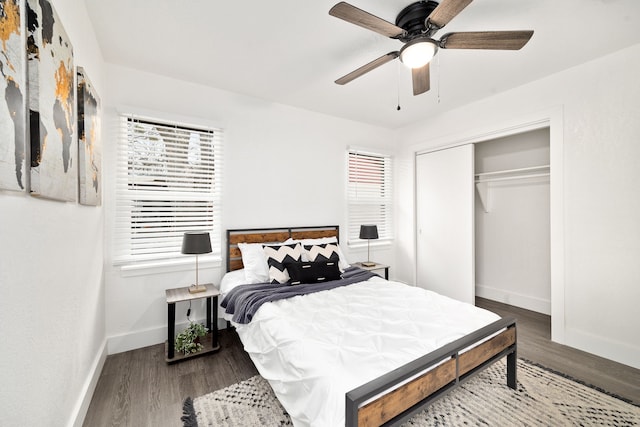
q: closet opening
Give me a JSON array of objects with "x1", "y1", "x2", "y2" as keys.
[{"x1": 474, "y1": 128, "x2": 551, "y2": 328}]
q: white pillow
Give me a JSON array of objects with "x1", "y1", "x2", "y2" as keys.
[
  {"x1": 238, "y1": 241, "x2": 287, "y2": 283},
  {"x1": 220, "y1": 269, "x2": 248, "y2": 294},
  {"x1": 238, "y1": 242, "x2": 270, "y2": 283},
  {"x1": 286, "y1": 236, "x2": 350, "y2": 271}
]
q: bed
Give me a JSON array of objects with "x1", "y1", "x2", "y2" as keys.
[{"x1": 221, "y1": 225, "x2": 517, "y2": 427}]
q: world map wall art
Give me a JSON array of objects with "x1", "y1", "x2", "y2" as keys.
[
  {"x1": 27, "y1": 0, "x2": 76, "y2": 201},
  {"x1": 1, "y1": 0, "x2": 100, "y2": 203},
  {"x1": 0, "y1": 0, "x2": 27, "y2": 192},
  {"x1": 77, "y1": 66, "x2": 101, "y2": 206}
]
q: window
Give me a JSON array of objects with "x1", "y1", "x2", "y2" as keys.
[
  {"x1": 114, "y1": 115, "x2": 223, "y2": 265},
  {"x1": 347, "y1": 148, "x2": 393, "y2": 244}
]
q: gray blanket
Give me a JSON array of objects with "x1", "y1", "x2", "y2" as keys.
[{"x1": 221, "y1": 266, "x2": 377, "y2": 324}]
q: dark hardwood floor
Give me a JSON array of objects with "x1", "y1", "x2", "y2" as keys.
[
  {"x1": 82, "y1": 330, "x2": 259, "y2": 427},
  {"x1": 83, "y1": 299, "x2": 640, "y2": 426}
]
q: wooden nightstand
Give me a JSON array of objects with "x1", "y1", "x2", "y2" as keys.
[
  {"x1": 165, "y1": 283, "x2": 220, "y2": 363},
  {"x1": 353, "y1": 262, "x2": 389, "y2": 280}
]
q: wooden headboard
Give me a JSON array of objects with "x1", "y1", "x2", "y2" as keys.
[{"x1": 226, "y1": 225, "x2": 340, "y2": 272}]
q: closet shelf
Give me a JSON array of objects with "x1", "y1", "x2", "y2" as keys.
[
  {"x1": 475, "y1": 165, "x2": 550, "y2": 213},
  {"x1": 475, "y1": 165, "x2": 550, "y2": 183}
]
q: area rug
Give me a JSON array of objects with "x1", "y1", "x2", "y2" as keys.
[{"x1": 182, "y1": 359, "x2": 639, "y2": 426}]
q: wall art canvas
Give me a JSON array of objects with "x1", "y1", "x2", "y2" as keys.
[
  {"x1": 0, "y1": 0, "x2": 27, "y2": 191},
  {"x1": 77, "y1": 66, "x2": 100, "y2": 205},
  {"x1": 27, "y1": 0, "x2": 75, "y2": 201}
]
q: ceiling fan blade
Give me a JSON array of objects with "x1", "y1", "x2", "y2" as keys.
[
  {"x1": 412, "y1": 63, "x2": 430, "y2": 96},
  {"x1": 329, "y1": 2, "x2": 405, "y2": 38},
  {"x1": 428, "y1": 0, "x2": 473, "y2": 29},
  {"x1": 441, "y1": 31, "x2": 534, "y2": 50},
  {"x1": 335, "y1": 52, "x2": 399, "y2": 85}
]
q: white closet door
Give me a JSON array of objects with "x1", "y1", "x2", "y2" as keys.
[{"x1": 416, "y1": 144, "x2": 475, "y2": 304}]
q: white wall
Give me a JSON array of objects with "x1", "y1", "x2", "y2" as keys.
[
  {"x1": 102, "y1": 64, "x2": 397, "y2": 354},
  {"x1": 475, "y1": 129, "x2": 551, "y2": 314},
  {"x1": 0, "y1": 1, "x2": 106, "y2": 426},
  {"x1": 395, "y1": 43, "x2": 640, "y2": 369}
]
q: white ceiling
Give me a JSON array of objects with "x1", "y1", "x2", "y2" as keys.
[{"x1": 84, "y1": 0, "x2": 640, "y2": 129}]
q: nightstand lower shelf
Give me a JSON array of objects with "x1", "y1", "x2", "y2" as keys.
[{"x1": 165, "y1": 331, "x2": 220, "y2": 363}]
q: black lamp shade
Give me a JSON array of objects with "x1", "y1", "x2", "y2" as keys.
[
  {"x1": 181, "y1": 232, "x2": 212, "y2": 255},
  {"x1": 359, "y1": 225, "x2": 379, "y2": 240}
]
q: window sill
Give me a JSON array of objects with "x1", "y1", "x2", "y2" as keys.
[
  {"x1": 118, "y1": 255, "x2": 222, "y2": 277},
  {"x1": 347, "y1": 240, "x2": 393, "y2": 249}
]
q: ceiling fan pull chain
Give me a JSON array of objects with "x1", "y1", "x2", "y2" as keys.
[
  {"x1": 397, "y1": 62, "x2": 402, "y2": 111},
  {"x1": 437, "y1": 54, "x2": 441, "y2": 104}
]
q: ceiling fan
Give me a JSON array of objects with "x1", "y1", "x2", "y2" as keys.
[{"x1": 329, "y1": 0, "x2": 534, "y2": 95}]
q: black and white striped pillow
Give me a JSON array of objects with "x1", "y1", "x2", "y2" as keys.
[
  {"x1": 263, "y1": 243, "x2": 303, "y2": 284},
  {"x1": 304, "y1": 243, "x2": 341, "y2": 263}
]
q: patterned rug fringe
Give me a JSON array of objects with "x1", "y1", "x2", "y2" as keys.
[
  {"x1": 520, "y1": 358, "x2": 639, "y2": 407},
  {"x1": 181, "y1": 397, "x2": 198, "y2": 427}
]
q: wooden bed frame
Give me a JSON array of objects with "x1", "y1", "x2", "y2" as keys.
[{"x1": 226, "y1": 225, "x2": 517, "y2": 427}]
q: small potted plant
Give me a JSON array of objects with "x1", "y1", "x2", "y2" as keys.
[{"x1": 175, "y1": 322, "x2": 208, "y2": 355}]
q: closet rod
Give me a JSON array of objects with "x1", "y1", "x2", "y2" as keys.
[
  {"x1": 475, "y1": 164, "x2": 550, "y2": 178},
  {"x1": 475, "y1": 172, "x2": 550, "y2": 183}
]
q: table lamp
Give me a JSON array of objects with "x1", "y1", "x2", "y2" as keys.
[
  {"x1": 359, "y1": 225, "x2": 378, "y2": 267},
  {"x1": 182, "y1": 231, "x2": 212, "y2": 293}
]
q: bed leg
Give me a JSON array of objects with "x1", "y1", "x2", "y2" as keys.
[
  {"x1": 345, "y1": 395, "x2": 357, "y2": 427},
  {"x1": 507, "y1": 350, "x2": 517, "y2": 390}
]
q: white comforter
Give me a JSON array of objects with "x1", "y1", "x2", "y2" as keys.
[{"x1": 233, "y1": 277, "x2": 500, "y2": 427}]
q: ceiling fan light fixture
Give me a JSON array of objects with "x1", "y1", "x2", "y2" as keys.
[{"x1": 399, "y1": 38, "x2": 438, "y2": 69}]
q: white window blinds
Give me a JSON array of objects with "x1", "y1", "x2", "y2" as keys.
[
  {"x1": 114, "y1": 115, "x2": 223, "y2": 265},
  {"x1": 347, "y1": 149, "x2": 393, "y2": 244}
]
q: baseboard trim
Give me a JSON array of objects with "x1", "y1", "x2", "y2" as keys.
[
  {"x1": 68, "y1": 339, "x2": 108, "y2": 427},
  {"x1": 107, "y1": 324, "x2": 168, "y2": 355},
  {"x1": 565, "y1": 327, "x2": 640, "y2": 370},
  {"x1": 476, "y1": 284, "x2": 550, "y2": 315},
  {"x1": 107, "y1": 318, "x2": 228, "y2": 355}
]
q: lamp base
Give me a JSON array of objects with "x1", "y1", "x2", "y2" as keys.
[
  {"x1": 361, "y1": 261, "x2": 376, "y2": 267},
  {"x1": 188, "y1": 284, "x2": 207, "y2": 294}
]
